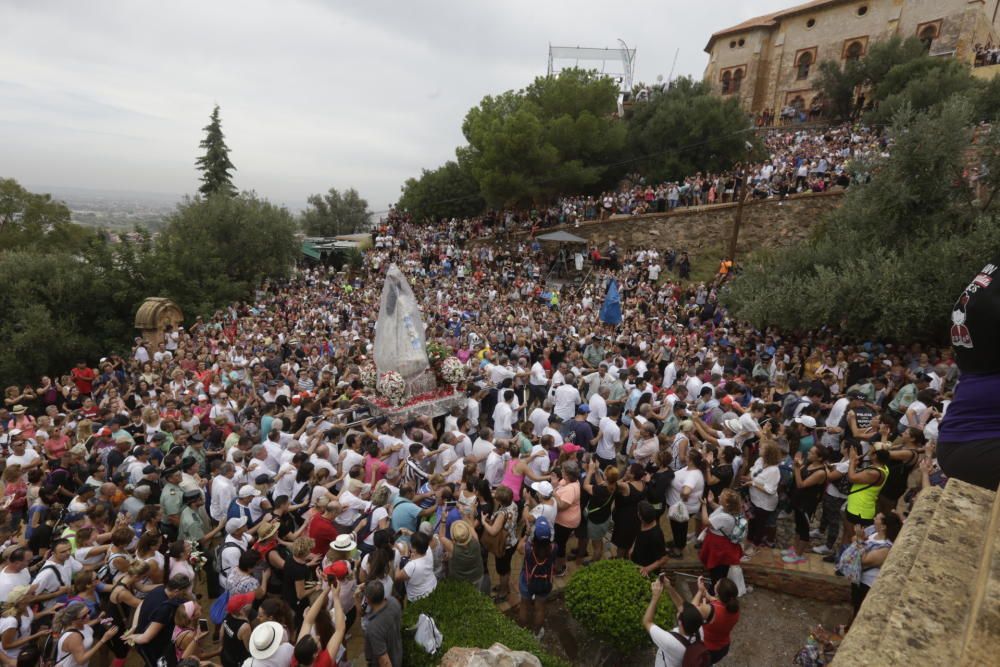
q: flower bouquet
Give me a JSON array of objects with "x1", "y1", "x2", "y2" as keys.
[
  {"x1": 359, "y1": 363, "x2": 378, "y2": 388},
  {"x1": 440, "y1": 356, "x2": 467, "y2": 384},
  {"x1": 425, "y1": 341, "x2": 451, "y2": 367},
  {"x1": 186, "y1": 540, "x2": 207, "y2": 571},
  {"x1": 376, "y1": 370, "x2": 407, "y2": 407}
]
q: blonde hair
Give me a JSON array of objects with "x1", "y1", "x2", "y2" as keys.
[
  {"x1": 76, "y1": 420, "x2": 94, "y2": 442},
  {"x1": 292, "y1": 536, "x2": 315, "y2": 559},
  {"x1": 761, "y1": 443, "x2": 782, "y2": 467}
]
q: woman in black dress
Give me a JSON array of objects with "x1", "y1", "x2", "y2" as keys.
[
  {"x1": 611, "y1": 463, "x2": 646, "y2": 558},
  {"x1": 630, "y1": 500, "x2": 668, "y2": 576}
]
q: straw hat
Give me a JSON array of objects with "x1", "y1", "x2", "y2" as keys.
[{"x1": 451, "y1": 520, "x2": 473, "y2": 546}]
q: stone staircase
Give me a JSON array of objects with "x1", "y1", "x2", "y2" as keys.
[{"x1": 832, "y1": 478, "x2": 1000, "y2": 666}]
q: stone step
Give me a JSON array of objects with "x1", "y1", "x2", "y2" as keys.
[{"x1": 832, "y1": 479, "x2": 998, "y2": 666}]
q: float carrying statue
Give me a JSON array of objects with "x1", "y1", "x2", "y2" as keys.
[{"x1": 373, "y1": 264, "x2": 435, "y2": 397}]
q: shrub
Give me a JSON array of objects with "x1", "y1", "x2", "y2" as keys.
[
  {"x1": 564, "y1": 559, "x2": 675, "y2": 652},
  {"x1": 400, "y1": 579, "x2": 569, "y2": 667}
]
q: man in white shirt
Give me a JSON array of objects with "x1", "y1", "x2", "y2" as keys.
[
  {"x1": 0, "y1": 548, "x2": 32, "y2": 600},
  {"x1": 32, "y1": 538, "x2": 81, "y2": 608},
  {"x1": 484, "y1": 438, "x2": 510, "y2": 488},
  {"x1": 595, "y1": 406, "x2": 623, "y2": 466},
  {"x1": 552, "y1": 374, "x2": 581, "y2": 421},
  {"x1": 219, "y1": 517, "x2": 252, "y2": 591},
  {"x1": 528, "y1": 405, "x2": 551, "y2": 437},
  {"x1": 209, "y1": 463, "x2": 238, "y2": 523},
  {"x1": 529, "y1": 357, "x2": 548, "y2": 389},
  {"x1": 587, "y1": 387, "x2": 609, "y2": 428},
  {"x1": 542, "y1": 414, "x2": 564, "y2": 448},
  {"x1": 492, "y1": 389, "x2": 516, "y2": 439}
]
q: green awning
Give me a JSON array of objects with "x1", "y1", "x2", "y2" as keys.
[{"x1": 301, "y1": 240, "x2": 322, "y2": 260}]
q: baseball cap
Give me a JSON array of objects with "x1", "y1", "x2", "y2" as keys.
[
  {"x1": 226, "y1": 517, "x2": 248, "y2": 534},
  {"x1": 142, "y1": 464, "x2": 159, "y2": 475},
  {"x1": 530, "y1": 481, "x2": 554, "y2": 498},
  {"x1": 848, "y1": 390, "x2": 867, "y2": 401},
  {"x1": 238, "y1": 485, "x2": 260, "y2": 499},
  {"x1": 534, "y1": 516, "x2": 553, "y2": 541},
  {"x1": 576, "y1": 404, "x2": 591, "y2": 414},
  {"x1": 323, "y1": 561, "x2": 350, "y2": 579},
  {"x1": 255, "y1": 474, "x2": 274, "y2": 485},
  {"x1": 794, "y1": 415, "x2": 818, "y2": 429}
]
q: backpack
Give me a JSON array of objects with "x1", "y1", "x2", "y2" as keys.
[
  {"x1": 523, "y1": 542, "x2": 553, "y2": 596},
  {"x1": 97, "y1": 552, "x2": 128, "y2": 585},
  {"x1": 781, "y1": 394, "x2": 801, "y2": 422},
  {"x1": 668, "y1": 631, "x2": 711, "y2": 667},
  {"x1": 835, "y1": 466, "x2": 884, "y2": 496},
  {"x1": 40, "y1": 628, "x2": 81, "y2": 667},
  {"x1": 215, "y1": 541, "x2": 245, "y2": 580}
]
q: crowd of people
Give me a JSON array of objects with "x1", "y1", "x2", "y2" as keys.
[
  {"x1": 0, "y1": 196, "x2": 986, "y2": 667},
  {"x1": 502, "y1": 123, "x2": 888, "y2": 231}
]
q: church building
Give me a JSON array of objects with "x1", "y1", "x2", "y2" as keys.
[{"x1": 704, "y1": 0, "x2": 1000, "y2": 116}]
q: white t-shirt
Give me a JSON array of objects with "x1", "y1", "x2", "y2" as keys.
[
  {"x1": 6, "y1": 449, "x2": 39, "y2": 472},
  {"x1": 336, "y1": 489, "x2": 372, "y2": 526},
  {"x1": 529, "y1": 362, "x2": 548, "y2": 387},
  {"x1": 595, "y1": 416, "x2": 620, "y2": 460},
  {"x1": 0, "y1": 610, "x2": 32, "y2": 659},
  {"x1": 403, "y1": 551, "x2": 437, "y2": 601},
  {"x1": 33, "y1": 558, "x2": 83, "y2": 608},
  {"x1": 650, "y1": 625, "x2": 697, "y2": 667},
  {"x1": 0, "y1": 567, "x2": 31, "y2": 601},
  {"x1": 528, "y1": 445, "x2": 550, "y2": 478},
  {"x1": 528, "y1": 408, "x2": 550, "y2": 437},
  {"x1": 553, "y1": 384, "x2": 581, "y2": 420},
  {"x1": 748, "y1": 459, "x2": 781, "y2": 511},
  {"x1": 364, "y1": 507, "x2": 390, "y2": 546},
  {"x1": 667, "y1": 467, "x2": 705, "y2": 514}
]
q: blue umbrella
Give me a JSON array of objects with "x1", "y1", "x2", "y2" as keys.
[{"x1": 600, "y1": 279, "x2": 622, "y2": 325}]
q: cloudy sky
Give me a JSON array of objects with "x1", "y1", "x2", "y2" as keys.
[{"x1": 0, "y1": 0, "x2": 791, "y2": 211}]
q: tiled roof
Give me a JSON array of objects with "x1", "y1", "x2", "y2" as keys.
[{"x1": 706, "y1": 0, "x2": 846, "y2": 49}]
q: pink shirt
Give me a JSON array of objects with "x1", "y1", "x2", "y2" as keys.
[{"x1": 500, "y1": 458, "x2": 524, "y2": 502}]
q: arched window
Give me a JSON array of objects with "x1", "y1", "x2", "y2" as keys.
[
  {"x1": 797, "y1": 51, "x2": 813, "y2": 79},
  {"x1": 919, "y1": 25, "x2": 938, "y2": 51},
  {"x1": 845, "y1": 41, "x2": 864, "y2": 61},
  {"x1": 721, "y1": 70, "x2": 732, "y2": 94},
  {"x1": 789, "y1": 95, "x2": 806, "y2": 112},
  {"x1": 733, "y1": 68, "x2": 744, "y2": 93}
]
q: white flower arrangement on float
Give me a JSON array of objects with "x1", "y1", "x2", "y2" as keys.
[
  {"x1": 360, "y1": 364, "x2": 378, "y2": 388},
  {"x1": 440, "y1": 356, "x2": 467, "y2": 384},
  {"x1": 376, "y1": 370, "x2": 407, "y2": 406}
]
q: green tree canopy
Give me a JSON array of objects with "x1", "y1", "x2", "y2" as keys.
[
  {"x1": 195, "y1": 105, "x2": 237, "y2": 197},
  {"x1": 459, "y1": 69, "x2": 626, "y2": 207},
  {"x1": 625, "y1": 77, "x2": 762, "y2": 182},
  {"x1": 726, "y1": 98, "x2": 1000, "y2": 341},
  {"x1": 153, "y1": 193, "x2": 298, "y2": 315},
  {"x1": 397, "y1": 160, "x2": 484, "y2": 223},
  {"x1": 817, "y1": 36, "x2": 984, "y2": 123},
  {"x1": 301, "y1": 187, "x2": 371, "y2": 236},
  {"x1": 0, "y1": 177, "x2": 94, "y2": 252}
]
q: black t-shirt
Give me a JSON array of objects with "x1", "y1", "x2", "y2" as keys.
[
  {"x1": 566, "y1": 420, "x2": 594, "y2": 449},
  {"x1": 135, "y1": 586, "x2": 180, "y2": 657},
  {"x1": 281, "y1": 557, "x2": 310, "y2": 609},
  {"x1": 950, "y1": 260, "x2": 1000, "y2": 373},
  {"x1": 631, "y1": 525, "x2": 667, "y2": 567},
  {"x1": 586, "y1": 485, "x2": 614, "y2": 523}
]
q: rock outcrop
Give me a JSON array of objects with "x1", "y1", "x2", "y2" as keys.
[{"x1": 440, "y1": 643, "x2": 544, "y2": 667}]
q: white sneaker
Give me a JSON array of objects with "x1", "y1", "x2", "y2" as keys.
[
  {"x1": 812, "y1": 545, "x2": 832, "y2": 555},
  {"x1": 809, "y1": 529, "x2": 822, "y2": 539},
  {"x1": 536, "y1": 628, "x2": 546, "y2": 641}
]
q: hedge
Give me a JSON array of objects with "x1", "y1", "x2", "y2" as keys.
[
  {"x1": 400, "y1": 579, "x2": 569, "y2": 667},
  {"x1": 564, "y1": 559, "x2": 676, "y2": 652}
]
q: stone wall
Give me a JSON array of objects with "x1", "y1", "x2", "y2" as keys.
[{"x1": 485, "y1": 191, "x2": 844, "y2": 259}]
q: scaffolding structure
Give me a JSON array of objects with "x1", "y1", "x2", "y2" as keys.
[{"x1": 547, "y1": 41, "x2": 636, "y2": 92}]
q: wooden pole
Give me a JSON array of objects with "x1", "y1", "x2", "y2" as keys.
[{"x1": 728, "y1": 164, "x2": 749, "y2": 262}]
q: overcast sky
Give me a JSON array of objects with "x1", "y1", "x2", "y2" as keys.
[{"x1": 0, "y1": 0, "x2": 791, "y2": 212}]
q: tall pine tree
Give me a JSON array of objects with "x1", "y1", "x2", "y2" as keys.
[{"x1": 195, "y1": 105, "x2": 237, "y2": 197}]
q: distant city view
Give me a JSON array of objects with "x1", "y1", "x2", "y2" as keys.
[{"x1": 27, "y1": 184, "x2": 181, "y2": 232}]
